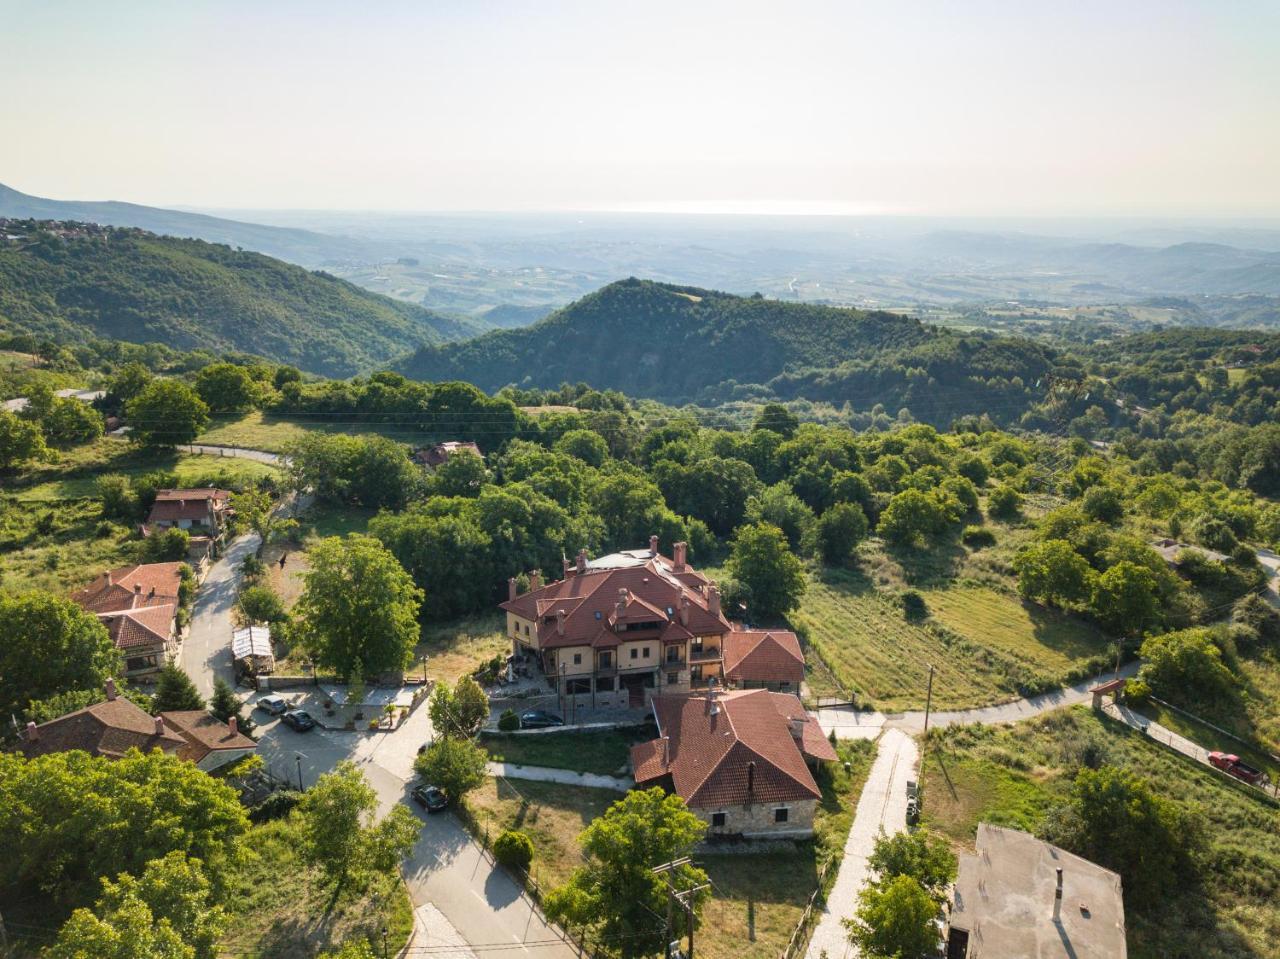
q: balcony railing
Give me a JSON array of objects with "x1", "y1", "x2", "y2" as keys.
[{"x1": 689, "y1": 646, "x2": 722, "y2": 662}]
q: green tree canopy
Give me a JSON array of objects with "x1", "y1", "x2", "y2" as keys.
[
  {"x1": 126, "y1": 380, "x2": 210, "y2": 449},
  {"x1": 1013, "y1": 539, "x2": 1098, "y2": 610},
  {"x1": 428, "y1": 676, "x2": 490, "y2": 738},
  {"x1": 0, "y1": 591, "x2": 122, "y2": 718},
  {"x1": 194, "y1": 362, "x2": 260, "y2": 412},
  {"x1": 1092, "y1": 560, "x2": 1161, "y2": 637},
  {"x1": 543, "y1": 788, "x2": 708, "y2": 959},
  {"x1": 414, "y1": 736, "x2": 488, "y2": 802},
  {"x1": 744, "y1": 482, "x2": 816, "y2": 553},
  {"x1": 815, "y1": 502, "x2": 869, "y2": 566},
  {"x1": 866, "y1": 828, "x2": 957, "y2": 904},
  {"x1": 0, "y1": 407, "x2": 47, "y2": 471},
  {"x1": 294, "y1": 534, "x2": 424, "y2": 678},
  {"x1": 1138, "y1": 628, "x2": 1238, "y2": 705},
  {"x1": 752, "y1": 403, "x2": 800, "y2": 438},
  {"x1": 151, "y1": 663, "x2": 206, "y2": 713},
  {"x1": 554, "y1": 428, "x2": 610, "y2": 467},
  {"x1": 232, "y1": 485, "x2": 296, "y2": 556},
  {"x1": 727, "y1": 522, "x2": 807, "y2": 619},
  {"x1": 844, "y1": 874, "x2": 940, "y2": 959},
  {"x1": 878, "y1": 488, "x2": 951, "y2": 546}
]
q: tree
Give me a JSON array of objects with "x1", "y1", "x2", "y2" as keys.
[
  {"x1": 232, "y1": 486, "x2": 296, "y2": 556},
  {"x1": 427, "y1": 451, "x2": 491, "y2": 497},
  {"x1": 152, "y1": 663, "x2": 205, "y2": 713},
  {"x1": 844, "y1": 874, "x2": 939, "y2": 959},
  {"x1": 1092, "y1": 560, "x2": 1161, "y2": 637},
  {"x1": 815, "y1": 502, "x2": 869, "y2": 565},
  {"x1": 866, "y1": 829, "x2": 956, "y2": 903},
  {"x1": 126, "y1": 380, "x2": 210, "y2": 449},
  {"x1": 297, "y1": 761, "x2": 420, "y2": 888},
  {"x1": 753, "y1": 403, "x2": 799, "y2": 438},
  {"x1": 294, "y1": 534, "x2": 424, "y2": 678},
  {"x1": 97, "y1": 473, "x2": 138, "y2": 519},
  {"x1": 414, "y1": 737, "x2": 488, "y2": 801},
  {"x1": 1013, "y1": 539, "x2": 1097, "y2": 610},
  {"x1": 43, "y1": 397, "x2": 105, "y2": 446},
  {"x1": 194, "y1": 362, "x2": 259, "y2": 412},
  {"x1": 209, "y1": 677, "x2": 255, "y2": 735},
  {"x1": 0, "y1": 591, "x2": 122, "y2": 718},
  {"x1": 0, "y1": 407, "x2": 47, "y2": 471},
  {"x1": 145, "y1": 527, "x2": 192, "y2": 562},
  {"x1": 554, "y1": 429, "x2": 610, "y2": 467},
  {"x1": 493, "y1": 829, "x2": 535, "y2": 871},
  {"x1": 727, "y1": 522, "x2": 807, "y2": 618},
  {"x1": 544, "y1": 788, "x2": 708, "y2": 959},
  {"x1": 1043, "y1": 765, "x2": 1204, "y2": 899},
  {"x1": 1081, "y1": 485, "x2": 1125, "y2": 525},
  {"x1": 429, "y1": 676, "x2": 490, "y2": 738},
  {"x1": 878, "y1": 488, "x2": 950, "y2": 546},
  {"x1": 745, "y1": 482, "x2": 816, "y2": 552},
  {"x1": 1138, "y1": 628, "x2": 1237, "y2": 705},
  {"x1": 46, "y1": 852, "x2": 226, "y2": 959},
  {"x1": 105, "y1": 361, "x2": 154, "y2": 412},
  {"x1": 369, "y1": 507, "x2": 494, "y2": 620},
  {"x1": 0, "y1": 749, "x2": 248, "y2": 917},
  {"x1": 987, "y1": 483, "x2": 1023, "y2": 518}
]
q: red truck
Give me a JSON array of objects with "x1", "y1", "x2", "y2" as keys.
[{"x1": 1208, "y1": 751, "x2": 1270, "y2": 787}]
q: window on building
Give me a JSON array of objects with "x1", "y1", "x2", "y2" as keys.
[
  {"x1": 524, "y1": 624, "x2": 529, "y2": 635},
  {"x1": 596, "y1": 677, "x2": 615, "y2": 692},
  {"x1": 643, "y1": 646, "x2": 651, "y2": 658},
  {"x1": 126, "y1": 655, "x2": 157, "y2": 672},
  {"x1": 667, "y1": 672, "x2": 678, "y2": 685},
  {"x1": 566, "y1": 678, "x2": 591, "y2": 695},
  {"x1": 599, "y1": 651, "x2": 612, "y2": 668},
  {"x1": 595, "y1": 610, "x2": 602, "y2": 620},
  {"x1": 630, "y1": 647, "x2": 639, "y2": 660},
  {"x1": 573, "y1": 653, "x2": 582, "y2": 665},
  {"x1": 774, "y1": 807, "x2": 789, "y2": 824},
  {"x1": 711, "y1": 812, "x2": 727, "y2": 828}
]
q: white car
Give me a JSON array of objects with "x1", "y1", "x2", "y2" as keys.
[{"x1": 255, "y1": 694, "x2": 289, "y2": 716}]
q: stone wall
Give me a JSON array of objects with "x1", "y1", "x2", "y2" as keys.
[{"x1": 696, "y1": 797, "x2": 817, "y2": 839}]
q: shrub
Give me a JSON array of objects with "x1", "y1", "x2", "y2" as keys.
[
  {"x1": 901, "y1": 590, "x2": 927, "y2": 621},
  {"x1": 249, "y1": 789, "x2": 302, "y2": 823},
  {"x1": 238, "y1": 584, "x2": 288, "y2": 625},
  {"x1": 144, "y1": 527, "x2": 190, "y2": 562},
  {"x1": 498, "y1": 708, "x2": 520, "y2": 732},
  {"x1": 987, "y1": 484, "x2": 1022, "y2": 519},
  {"x1": 493, "y1": 829, "x2": 535, "y2": 872},
  {"x1": 1123, "y1": 678, "x2": 1151, "y2": 707},
  {"x1": 962, "y1": 525, "x2": 996, "y2": 548}
]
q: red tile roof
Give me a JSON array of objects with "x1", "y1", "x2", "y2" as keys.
[
  {"x1": 502, "y1": 550, "x2": 729, "y2": 650},
  {"x1": 631, "y1": 689, "x2": 833, "y2": 808},
  {"x1": 98, "y1": 604, "x2": 176, "y2": 649},
  {"x1": 147, "y1": 488, "x2": 232, "y2": 524},
  {"x1": 723, "y1": 630, "x2": 805, "y2": 687},
  {"x1": 414, "y1": 442, "x2": 482, "y2": 467},
  {"x1": 161, "y1": 711, "x2": 256, "y2": 764},
  {"x1": 20, "y1": 697, "x2": 185, "y2": 760},
  {"x1": 72, "y1": 562, "x2": 183, "y2": 614}
]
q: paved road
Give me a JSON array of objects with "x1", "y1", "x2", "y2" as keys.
[
  {"x1": 486, "y1": 762, "x2": 630, "y2": 791},
  {"x1": 183, "y1": 443, "x2": 284, "y2": 465},
  {"x1": 807, "y1": 729, "x2": 919, "y2": 959},
  {"x1": 1256, "y1": 548, "x2": 1280, "y2": 609},
  {"x1": 181, "y1": 531, "x2": 259, "y2": 699},
  {"x1": 817, "y1": 662, "x2": 1142, "y2": 740}
]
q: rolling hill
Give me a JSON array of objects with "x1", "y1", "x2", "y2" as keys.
[
  {"x1": 0, "y1": 222, "x2": 479, "y2": 376},
  {"x1": 393, "y1": 278, "x2": 935, "y2": 401}
]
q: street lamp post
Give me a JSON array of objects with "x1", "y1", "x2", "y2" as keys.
[
  {"x1": 381, "y1": 925, "x2": 389, "y2": 959},
  {"x1": 295, "y1": 753, "x2": 304, "y2": 791}
]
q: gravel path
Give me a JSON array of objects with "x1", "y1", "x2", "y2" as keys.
[{"x1": 486, "y1": 762, "x2": 631, "y2": 792}]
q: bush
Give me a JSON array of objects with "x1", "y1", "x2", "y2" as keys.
[
  {"x1": 988, "y1": 484, "x2": 1022, "y2": 519},
  {"x1": 249, "y1": 789, "x2": 302, "y2": 823},
  {"x1": 961, "y1": 525, "x2": 996, "y2": 549},
  {"x1": 238, "y1": 584, "x2": 288, "y2": 625},
  {"x1": 493, "y1": 829, "x2": 535, "y2": 872},
  {"x1": 498, "y1": 708, "x2": 520, "y2": 732},
  {"x1": 1123, "y1": 678, "x2": 1151, "y2": 707},
  {"x1": 901, "y1": 590, "x2": 927, "y2": 621},
  {"x1": 144, "y1": 527, "x2": 190, "y2": 562}
]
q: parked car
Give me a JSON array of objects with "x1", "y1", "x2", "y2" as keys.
[
  {"x1": 255, "y1": 694, "x2": 289, "y2": 716},
  {"x1": 1208, "y1": 751, "x2": 1269, "y2": 787},
  {"x1": 280, "y1": 709, "x2": 316, "y2": 732},
  {"x1": 520, "y1": 710, "x2": 564, "y2": 729},
  {"x1": 411, "y1": 784, "x2": 448, "y2": 813}
]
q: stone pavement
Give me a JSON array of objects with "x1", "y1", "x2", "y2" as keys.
[
  {"x1": 487, "y1": 762, "x2": 631, "y2": 791},
  {"x1": 806, "y1": 729, "x2": 919, "y2": 959}
]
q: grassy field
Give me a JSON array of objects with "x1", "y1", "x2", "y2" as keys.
[
  {"x1": 221, "y1": 814, "x2": 414, "y2": 959},
  {"x1": 466, "y1": 739, "x2": 876, "y2": 959},
  {"x1": 1136, "y1": 699, "x2": 1280, "y2": 780},
  {"x1": 198, "y1": 411, "x2": 439, "y2": 453},
  {"x1": 417, "y1": 613, "x2": 511, "y2": 685},
  {"x1": 921, "y1": 707, "x2": 1280, "y2": 959},
  {"x1": 480, "y1": 728, "x2": 651, "y2": 777},
  {"x1": 791, "y1": 569, "x2": 1111, "y2": 710},
  {"x1": 0, "y1": 500, "x2": 142, "y2": 594}
]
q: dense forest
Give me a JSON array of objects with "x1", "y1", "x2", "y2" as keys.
[{"x1": 0, "y1": 222, "x2": 479, "y2": 376}]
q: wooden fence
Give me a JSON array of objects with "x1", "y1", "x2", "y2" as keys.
[{"x1": 777, "y1": 860, "x2": 833, "y2": 959}]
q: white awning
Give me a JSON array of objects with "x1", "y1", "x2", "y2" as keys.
[{"x1": 232, "y1": 625, "x2": 273, "y2": 660}]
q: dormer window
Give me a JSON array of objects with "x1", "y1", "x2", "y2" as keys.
[{"x1": 595, "y1": 611, "x2": 603, "y2": 620}]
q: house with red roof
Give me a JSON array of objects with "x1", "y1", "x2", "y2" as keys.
[
  {"x1": 71, "y1": 562, "x2": 186, "y2": 680},
  {"x1": 723, "y1": 629, "x2": 805, "y2": 692},
  {"x1": 631, "y1": 686, "x2": 837, "y2": 838},
  {"x1": 412, "y1": 441, "x2": 482, "y2": 468},
  {"x1": 144, "y1": 488, "x2": 233, "y2": 565},
  {"x1": 501, "y1": 538, "x2": 735, "y2": 708},
  {"x1": 19, "y1": 679, "x2": 256, "y2": 772}
]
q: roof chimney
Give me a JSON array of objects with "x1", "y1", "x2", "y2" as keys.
[
  {"x1": 679, "y1": 594, "x2": 691, "y2": 627},
  {"x1": 707, "y1": 678, "x2": 719, "y2": 715},
  {"x1": 747, "y1": 760, "x2": 755, "y2": 794},
  {"x1": 577, "y1": 548, "x2": 588, "y2": 574},
  {"x1": 530, "y1": 569, "x2": 542, "y2": 591},
  {"x1": 508, "y1": 577, "x2": 518, "y2": 601},
  {"x1": 673, "y1": 541, "x2": 687, "y2": 571},
  {"x1": 154, "y1": 716, "x2": 165, "y2": 736},
  {"x1": 789, "y1": 716, "x2": 805, "y2": 741},
  {"x1": 104, "y1": 677, "x2": 118, "y2": 701},
  {"x1": 228, "y1": 716, "x2": 238, "y2": 736},
  {"x1": 707, "y1": 585, "x2": 721, "y2": 615},
  {"x1": 649, "y1": 534, "x2": 659, "y2": 557},
  {"x1": 556, "y1": 608, "x2": 567, "y2": 636},
  {"x1": 133, "y1": 582, "x2": 142, "y2": 595},
  {"x1": 25, "y1": 720, "x2": 38, "y2": 741},
  {"x1": 615, "y1": 588, "x2": 628, "y2": 624},
  {"x1": 563, "y1": 555, "x2": 573, "y2": 577}
]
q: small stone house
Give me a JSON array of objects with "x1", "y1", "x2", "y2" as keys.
[
  {"x1": 722, "y1": 629, "x2": 805, "y2": 692},
  {"x1": 71, "y1": 562, "x2": 185, "y2": 680},
  {"x1": 631, "y1": 687, "x2": 837, "y2": 839}
]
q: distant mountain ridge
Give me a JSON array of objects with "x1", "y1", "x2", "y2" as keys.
[
  {"x1": 394, "y1": 278, "x2": 934, "y2": 401},
  {"x1": 0, "y1": 221, "x2": 478, "y2": 376}
]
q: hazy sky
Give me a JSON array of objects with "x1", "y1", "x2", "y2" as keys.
[{"x1": 4, "y1": 0, "x2": 1278, "y2": 215}]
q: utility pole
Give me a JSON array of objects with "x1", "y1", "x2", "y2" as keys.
[
  {"x1": 922, "y1": 664, "x2": 935, "y2": 735},
  {"x1": 1114, "y1": 639, "x2": 1123, "y2": 681},
  {"x1": 653, "y1": 858, "x2": 708, "y2": 959}
]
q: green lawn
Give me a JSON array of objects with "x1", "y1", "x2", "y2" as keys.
[
  {"x1": 480, "y1": 728, "x2": 651, "y2": 777},
  {"x1": 221, "y1": 814, "x2": 414, "y2": 959},
  {"x1": 416, "y1": 613, "x2": 512, "y2": 686},
  {"x1": 1136, "y1": 699, "x2": 1280, "y2": 780},
  {"x1": 921, "y1": 707, "x2": 1280, "y2": 959},
  {"x1": 465, "y1": 739, "x2": 876, "y2": 959},
  {"x1": 0, "y1": 499, "x2": 143, "y2": 595},
  {"x1": 198, "y1": 411, "x2": 438, "y2": 454}
]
